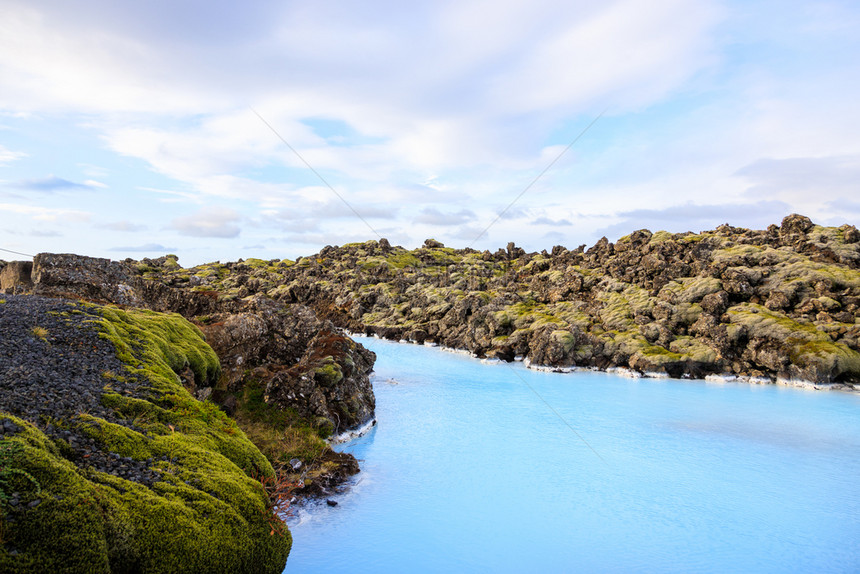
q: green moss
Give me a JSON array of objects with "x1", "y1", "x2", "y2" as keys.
[
  {"x1": 0, "y1": 415, "x2": 289, "y2": 574},
  {"x1": 660, "y1": 276, "x2": 722, "y2": 304},
  {"x1": 650, "y1": 230, "x2": 675, "y2": 243},
  {"x1": 791, "y1": 340, "x2": 860, "y2": 376},
  {"x1": 425, "y1": 248, "x2": 460, "y2": 266},
  {"x1": 637, "y1": 341, "x2": 684, "y2": 364},
  {"x1": 509, "y1": 300, "x2": 539, "y2": 317},
  {"x1": 243, "y1": 258, "x2": 268, "y2": 269},
  {"x1": 598, "y1": 291, "x2": 636, "y2": 331},
  {"x1": 492, "y1": 299, "x2": 590, "y2": 339},
  {"x1": 546, "y1": 302, "x2": 591, "y2": 331},
  {"x1": 358, "y1": 259, "x2": 382, "y2": 271},
  {"x1": 678, "y1": 233, "x2": 704, "y2": 244},
  {"x1": 674, "y1": 302, "x2": 704, "y2": 326},
  {"x1": 552, "y1": 330, "x2": 577, "y2": 354},
  {"x1": 386, "y1": 251, "x2": 421, "y2": 269},
  {"x1": 773, "y1": 260, "x2": 860, "y2": 291},
  {"x1": 494, "y1": 309, "x2": 515, "y2": 330},
  {"x1": 540, "y1": 269, "x2": 565, "y2": 283},
  {"x1": 190, "y1": 263, "x2": 231, "y2": 283},
  {"x1": 668, "y1": 336, "x2": 717, "y2": 363},
  {"x1": 711, "y1": 244, "x2": 764, "y2": 266},
  {"x1": 136, "y1": 264, "x2": 157, "y2": 274},
  {"x1": 91, "y1": 307, "x2": 221, "y2": 390},
  {"x1": 230, "y1": 375, "x2": 332, "y2": 466},
  {"x1": 601, "y1": 330, "x2": 683, "y2": 365},
  {"x1": 77, "y1": 414, "x2": 152, "y2": 460},
  {"x1": 807, "y1": 225, "x2": 860, "y2": 261},
  {"x1": 163, "y1": 255, "x2": 180, "y2": 270},
  {"x1": 1, "y1": 306, "x2": 291, "y2": 573},
  {"x1": 728, "y1": 303, "x2": 819, "y2": 340},
  {"x1": 727, "y1": 303, "x2": 860, "y2": 379},
  {"x1": 30, "y1": 326, "x2": 48, "y2": 343},
  {"x1": 313, "y1": 358, "x2": 344, "y2": 386},
  {"x1": 0, "y1": 440, "x2": 41, "y2": 504}
]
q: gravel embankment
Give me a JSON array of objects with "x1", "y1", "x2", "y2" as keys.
[{"x1": 0, "y1": 294, "x2": 160, "y2": 485}]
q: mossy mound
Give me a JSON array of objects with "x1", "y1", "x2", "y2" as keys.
[{"x1": 0, "y1": 305, "x2": 290, "y2": 573}]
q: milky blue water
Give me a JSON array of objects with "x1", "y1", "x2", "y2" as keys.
[{"x1": 284, "y1": 337, "x2": 860, "y2": 573}]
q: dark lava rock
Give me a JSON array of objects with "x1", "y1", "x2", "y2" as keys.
[
  {"x1": 0, "y1": 295, "x2": 161, "y2": 486},
  {"x1": 20, "y1": 254, "x2": 377, "y2": 435},
  {"x1": 780, "y1": 213, "x2": 814, "y2": 236}
]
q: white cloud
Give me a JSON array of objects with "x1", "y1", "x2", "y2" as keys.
[
  {"x1": 171, "y1": 207, "x2": 242, "y2": 238},
  {"x1": 735, "y1": 155, "x2": 860, "y2": 219},
  {"x1": 484, "y1": 0, "x2": 721, "y2": 115},
  {"x1": 1, "y1": 1, "x2": 859, "y2": 263},
  {"x1": 139, "y1": 187, "x2": 202, "y2": 204},
  {"x1": 78, "y1": 163, "x2": 109, "y2": 178},
  {"x1": 0, "y1": 144, "x2": 27, "y2": 164},
  {"x1": 450, "y1": 224, "x2": 493, "y2": 243},
  {"x1": 98, "y1": 220, "x2": 147, "y2": 232},
  {"x1": 0, "y1": 203, "x2": 91, "y2": 223},
  {"x1": 109, "y1": 243, "x2": 176, "y2": 253},
  {"x1": 265, "y1": 199, "x2": 397, "y2": 225},
  {"x1": 1, "y1": 0, "x2": 726, "y2": 171},
  {"x1": 12, "y1": 175, "x2": 95, "y2": 192},
  {"x1": 415, "y1": 208, "x2": 476, "y2": 226},
  {"x1": 595, "y1": 200, "x2": 793, "y2": 240},
  {"x1": 533, "y1": 217, "x2": 573, "y2": 227}
]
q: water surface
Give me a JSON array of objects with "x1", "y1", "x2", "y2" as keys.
[{"x1": 285, "y1": 338, "x2": 860, "y2": 573}]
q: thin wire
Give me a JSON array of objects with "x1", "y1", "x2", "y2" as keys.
[
  {"x1": 506, "y1": 363, "x2": 610, "y2": 467},
  {"x1": 469, "y1": 108, "x2": 608, "y2": 247},
  {"x1": 250, "y1": 107, "x2": 382, "y2": 240},
  {"x1": 480, "y1": 111, "x2": 609, "y2": 464},
  {"x1": 0, "y1": 247, "x2": 35, "y2": 258}
]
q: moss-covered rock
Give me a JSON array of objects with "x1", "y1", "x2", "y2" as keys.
[
  {"x1": 0, "y1": 305, "x2": 290, "y2": 574},
  {"x1": 16, "y1": 213, "x2": 860, "y2": 386},
  {"x1": 726, "y1": 303, "x2": 860, "y2": 382}
]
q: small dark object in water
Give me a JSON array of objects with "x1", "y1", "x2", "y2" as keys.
[{"x1": 326, "y1": 499, "x2": 338, "y2": 507}]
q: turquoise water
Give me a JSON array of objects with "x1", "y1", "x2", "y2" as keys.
[{"x1": 285, "y1": 337, "x2": 860, "y2": 573}]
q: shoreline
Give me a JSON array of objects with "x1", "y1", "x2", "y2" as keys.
[
  {"x1": 329, "y1": 417, "x2": 378, "y2": 444},
  {"x1": 348, "y1": 330, "x2": 860, "y2": 393}
]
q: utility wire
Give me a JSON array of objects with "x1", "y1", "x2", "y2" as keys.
[
  {"x1": 0, "y1": 247, "x2": 35, "y2": 258},
  {"x1": 252, "y1": 107, "x2": 608, "y2": 464},
  {"x1": 251, "y1": 107, "x2": 382, "y2": 240},
  {"x1": 506, "y1": 364, "x2": 610, "y2": 467},
  {"x1": 469, "y1": 108, "x2": 607, "y2": 248},
  {"x1": 480, "y1": 111, "x2": 608, "y2": 464}
]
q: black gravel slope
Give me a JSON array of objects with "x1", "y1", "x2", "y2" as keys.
[{"x1": 0, "y1": 294, "x2": 160, "y2": 485}]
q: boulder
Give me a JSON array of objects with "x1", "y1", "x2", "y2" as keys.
[
  {"x1": 0, "y1": 260, "x2": 32, "y2": 294},
  {"x1": 780, "y1": 214, "x2": 814, "y2": 236}
]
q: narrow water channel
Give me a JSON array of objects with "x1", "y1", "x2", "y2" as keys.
[{"x1": 285, "y1": 337, "x2": 860, "y2": 573}]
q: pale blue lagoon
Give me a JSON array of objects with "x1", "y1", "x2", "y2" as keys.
[{"x1": 285, "y1": 337, "x2": 860, "y2": 573}]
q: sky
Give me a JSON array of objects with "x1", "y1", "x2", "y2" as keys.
[{"x1": 1, "y1": 0, "x2": 859, "y2": 266}]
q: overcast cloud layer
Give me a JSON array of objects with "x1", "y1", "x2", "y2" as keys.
[{"x1": 1, "y1": 0, "x2": 858, "y2": 265}]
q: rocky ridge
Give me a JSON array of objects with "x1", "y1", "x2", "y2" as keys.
[
  {"x1": 107, "y1": 214, "x2": 860, "y2": 389},
  {"x1": 0, "y1": 294, "x2": 290, "y2": 573},
  {"x1": 22, "y1": 252, "x2": 377, "y2": 436},
  {"x1": 2, "y1": 252, "x2": 376, "y2": 498}
]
